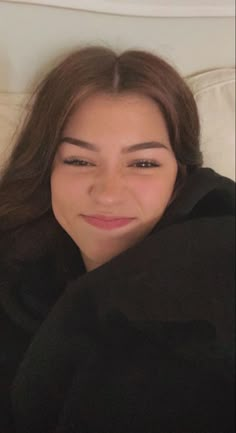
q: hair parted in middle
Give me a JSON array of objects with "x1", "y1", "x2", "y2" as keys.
[{"x1": 0, "y1": 45, "x2": 202, "y2": 266}]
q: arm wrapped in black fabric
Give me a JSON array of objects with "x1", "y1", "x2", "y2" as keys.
[{"x1": 11, "y1": 168, "x2": 235, "y2": 433}]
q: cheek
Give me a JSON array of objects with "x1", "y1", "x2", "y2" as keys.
[
  {"x1": 50, "y1": 171, "x2": 84, "y2": 214},
  {"x1": 132, "y1": 174, "x2": 176, "y2": 208}
]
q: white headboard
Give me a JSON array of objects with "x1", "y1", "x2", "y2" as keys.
[
  {"x1": 3, "y1": 0, "x2": 235, "y2": 17},
  {"x1": 0, "y1": 0, "x2": 235, "y2": 179},
  {"x1": 0, "y1": 1, "x2": 235, "y2": 93}
]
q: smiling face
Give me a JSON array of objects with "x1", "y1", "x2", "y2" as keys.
[{"x1": 50, "y1": 92, "x2": 178, "y2": 271}]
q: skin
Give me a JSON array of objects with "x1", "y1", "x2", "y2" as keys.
[{"x1": 50, "y1": 92, "x2": 178, "y2": 272}]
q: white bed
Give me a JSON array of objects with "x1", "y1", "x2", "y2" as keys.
[{"x1": 0, "y1": 0, "x2": 235, "y2": 180}]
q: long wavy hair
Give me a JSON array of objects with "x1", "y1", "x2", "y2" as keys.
[{"x1": 0, "y1": 45, "x2": 202, "y2": 274}]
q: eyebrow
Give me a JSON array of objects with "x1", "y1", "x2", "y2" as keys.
[{"x1": 59, "y1": 137, "x2": 170, "y2": 153}]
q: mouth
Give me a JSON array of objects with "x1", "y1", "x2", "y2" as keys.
[{"x1": 81, "y1": 215, "x2": 136, "y2": 230}]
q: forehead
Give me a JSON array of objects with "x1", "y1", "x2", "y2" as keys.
[
  {"x1": 60, "y1": 92, "x2": 172, "y2": 154},
  {"x1": 64, "y1": 92, "x2": 167, "y2": 131}
]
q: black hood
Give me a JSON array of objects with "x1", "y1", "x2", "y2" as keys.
[
  {"x1": 0, "y1": 167, "x2": 235, "y2": 336},
  {"x1": 5, "y1": 167, "x2": 235, "y2": 433}
]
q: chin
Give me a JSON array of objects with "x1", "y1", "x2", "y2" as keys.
[{"x1": 82, "y1": 242, "x2": 131, "y2": 268}]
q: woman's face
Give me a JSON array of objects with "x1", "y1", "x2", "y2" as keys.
[{"x1": 51, "y1": 92, "x2": 178, "y2": 271}]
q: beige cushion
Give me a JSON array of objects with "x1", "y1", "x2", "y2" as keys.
[
  {"x1": 187, "y1": 68, "x2": 235, "y2": 180},
  {"x1": 0, "y1": 93, "x2": 30, "y2": 174},
  {"x1": 0, "y1": 67, "x2": 235, "y2": 179}
]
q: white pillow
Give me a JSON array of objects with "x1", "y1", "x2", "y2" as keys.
[
  {"x1": 187, "y1": 68, "x2": 235, "y2": 180},
  {"x1": 0, "y1": 67, "x2": 235, "y2": 179},
  {"x1": 0, "y1": 93, "x2": 29, "y2": 174}
]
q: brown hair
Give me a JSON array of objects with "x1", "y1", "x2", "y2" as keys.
[{"x1": 0, "y1": 45, "x2": 202, "y2": 268}]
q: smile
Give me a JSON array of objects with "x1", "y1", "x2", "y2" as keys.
[{"x1": 81, "y1": 215, "x2": 136, "y2": 230}]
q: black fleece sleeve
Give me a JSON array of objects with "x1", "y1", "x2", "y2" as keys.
[{"x1": 11, "y1": 215, "x2": 235, "y2": 433}]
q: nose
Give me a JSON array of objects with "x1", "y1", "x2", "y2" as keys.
[{"x1": 89, "y1": 169, "x2": 125, "y2": 205}]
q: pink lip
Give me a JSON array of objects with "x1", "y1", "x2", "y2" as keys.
[{"x1": 82, "y1": 215, "x2": 135, "y2": 230}]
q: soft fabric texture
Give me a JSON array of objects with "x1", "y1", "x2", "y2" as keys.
[
  {"x1": 0, "y1": 92, "x2": 30, "y2": 174},
  {"x1": 0, "y1": 167, "x2": 235, "y2": 433},
  {"x1": 187, "y1": 68, "x2": 235, "y2": 180}
]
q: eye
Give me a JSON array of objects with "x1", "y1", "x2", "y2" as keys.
[
  {"x1": 130, "y1": 160, "x2": 161, "y2": 168},
  {"x1": 63, "y1": 158, "x2": 94, "y2": 167},
  {"x1": 63, "y1": 158, "x2": 161, "y2": 169}
]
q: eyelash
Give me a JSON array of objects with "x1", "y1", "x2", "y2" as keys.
[{"x1": 63, "y1": 158, "x2": 161, "y2": 169}]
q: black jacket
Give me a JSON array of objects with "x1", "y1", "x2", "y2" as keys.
[{"x1": 0, "y1": 167, "x2": 235, "y2": 433}]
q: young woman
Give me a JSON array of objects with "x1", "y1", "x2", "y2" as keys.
[{"x1": 0, "y1": 46, "x2": 234, "y2": 433}]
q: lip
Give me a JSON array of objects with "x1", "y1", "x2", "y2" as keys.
[{"x1": 82, "y1": 215, "x2": 135, "y2": 230}]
